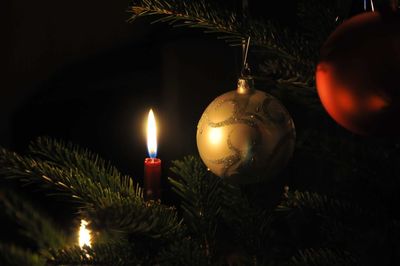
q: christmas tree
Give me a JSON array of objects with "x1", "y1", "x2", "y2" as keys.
[{"x1": 1, "y1": 0, "x2": 400, "y2": 265}]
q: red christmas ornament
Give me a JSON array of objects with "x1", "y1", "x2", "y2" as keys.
[{"x1": 316, "y1": 11, "x2": 400, "y2": 135}]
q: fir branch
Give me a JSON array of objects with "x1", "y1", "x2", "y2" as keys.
[
  {"x1": 0, "y1": 140, "x2": 182, "y2": 241},
  {"x1": 260, "y1": 0, "x2": 341, "y2": 89},
  {"x1": 169, "y1": 155, "x2": 222, "y2": 259},
  {"x1": 0, "y1": 190, "x2": 68, "y2": 251},
  {"x1": 158, "y1": 237, "x2": 208, "y2": 266},
  {"x1": 169, "y1": 156, "x2": 276, "y2": 263},
  {"x1": 297, "y1": 0, "x2": 342, "y2": 46},
  {"x1": 277, "y1": 190, "x2": 372, "y2": 219},
  {"x1": 219, "y1": 182, "x2": 274, "y2": 259},
  {"x1": 129, "y1": 0, "x2": 304, "y2": 55},
  {"x1": 0, "y1": 147, "x2": 135, "y2": 208},
  {"x1": 0, "y1": 138, "x2": 143, "y2": 211},
  {"x1": 129, "y1": 0, "x2": 244, "y2": 45},
  {"x1": 29, "y1": 137, "x2": 135, "y2": 198},
  {"x1": 0, "y1": 244, "x2": 45, "y2": 266},
  {"x1": 291, "y1": 248, "x2": 358, "y2": 266},
  {"x1": 259, "y1": 57, "x2": 316, "y2": 89},
  {"x1": 87, "y1": 199, "x2": 182, "y2": 240},
  {"x1": 48, "y1": 243, "x2": 150, "y2": 266},
  {"x1": 48, "y1": 239, "x2": 205, "y2": 266},
  {"x1": 129, "y1": 0, "x2": 316, "y2": 92}
]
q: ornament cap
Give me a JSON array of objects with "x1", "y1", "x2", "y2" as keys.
[{"x1": 237, "y1": 76, "x2": 254, "y2": 94}]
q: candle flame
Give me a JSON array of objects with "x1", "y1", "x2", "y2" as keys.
[
  {"x1": 78, "y1": 219, "x2": 91, "y2": 248},
  {"x1": 147, "y1": 109, "x2": 157, "y2": 158}
]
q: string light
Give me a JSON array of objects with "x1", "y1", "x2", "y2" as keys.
[{"x1": 78, "y1": 219, "x2": 92, "y2": 248}]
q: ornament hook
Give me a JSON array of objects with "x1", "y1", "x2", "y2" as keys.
[
  {"x1": 241, "y1": 36, "x2": 251, "y2": 77},
  {"x1": 365, "y1": 0, "x2": 399, "y2": 12},
  {"x1": 363, "y1": 0, "x2": 375, "y2": 11}
]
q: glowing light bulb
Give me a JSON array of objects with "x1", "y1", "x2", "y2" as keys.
[{"x1": 78, "y1": 219, "x2": 91, "y2": 248}]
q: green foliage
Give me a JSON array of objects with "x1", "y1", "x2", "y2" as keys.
[
  {"x1": 0, "y1": 138, "x2": 182, "y2": 242},
  {"x1": 277, "y1": 190, "x2": 369, "y2": 218},
  {"x1": 290, "y1": 248, "x2": 357, "y2": 266},
  {"x1": 158, "y1": 237, "x2": 209, "y2": 266},
  {"x1": 169, "y1": 156, "x2": 221, "y2": 240},
  {"x1": 130, "y1": 0, "x2": 243, "y2": 45},
  {"x1": 0, "y1": 189, "x2": 68, "y2": 251},
  {"x1": 168, "y1": 157, "x2": 284, "y2": 264},
  {"x1": 48, "y1": 239, "x2": 208, "y2": 266},
  {"x1": 1, "y1": 138, "x2": 399, "y2": 265},
  {"x1": 0, "y1": 147, "x2": 134, "y2": 208},
  {"x1": 297, "y1": 0, "x2": 343, "y2": 45},
  {"x1": 0, "y1": 244, "x2": 45, "y2": 266},
  {"x1": 0, "y1": 138, "x2": 184, "y2": 264},
  {"x1": 29, "y1": 137, "x2": 137, "y2": 200},
  {"x1": 257, "y1": 0, "x2": 343, "y2": 90},
  {"x1": 88, "y1": 199, "x2": 182, "y2": 241},
  {"x1": 129, "y1": 0, "x2": 315, "y2": 89},
  {"x1": 48, "y1": 243, "x2": 153, "y2": 266},
  {"x1": 219, "y1": 182, "x2": 274, "y2": 261}
]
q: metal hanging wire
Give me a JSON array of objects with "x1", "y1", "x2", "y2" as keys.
[
  {"x1": 364, "y1": 0, "x2": 399, "y2": 12},
  {"x1": 241, "y1": 36, "x2": 251, "y2": 77},
  {"x1": 364, "y1": 0, "x2": 375, "y2": 11},
  {"x1": 240, "y1": 0, "x2": 251, "y2": 77}
]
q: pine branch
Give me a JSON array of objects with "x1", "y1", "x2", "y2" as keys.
[
  {"x1": 0, "y1": 147, "x2": 133, "y2": 208},
  {"x1": 87, "y1": 199, "x2": 182, "y2": 240},
  {"x1": 129, "y1": 0, "x2": 316, "y2": 87},
  {"x1": 129, "y1": 0, "x2": 245, "y2": 46},
  {"x1": 256, "y1": 0, "x2": 341, "y2": 90},
  {"x1": 129, "y1": 0, "x2": 306, "y2": 55},
  {"x1": 291, "y1": 248, "x2": 358, "y2": 266},
  {"x1": 158, "y1": 237, "x2": 208, "y2": 266},
  {"x1": 48, "y1": 243, "x2": 150, "y2": 266},
  {"x1": 259, "y1": 0, "x2": 342, "y2": 89},
  {"x1": 259, "y1": 58, "x2": 316, "y2": 89},
  {"x1": 29, "y1": 137, "x2": 135, "y2": 198},
  {"x1": 277, "y1": 190, "x2": 374, "y2": 219},
  {"x1": 219, "y1": 182, "x2": 274, "y2": 259},
  {"x1": 169, "y1": 156, "x2": 277, "y2": 263},
  {"x1": 169, "y1": 155, "x2": 221, "y2": 259},
  {"x1": 0, "y1": 244, "x2": 45, "y2": 266},
  {"x1": 0, "y1": 139, "x2": 182, "y2": 241},
  {"x1": 297, "y1": 0, "x2": 342, "y2": 46},
  {"x1": 0, "y1": 138, "x2": 139, "y2": 208},
  {"x1": 0, "y1": 190, "x2": 68, "y2": 251},
  {"x1": 48, "y1": 238, "x2": 206, "y2": 266}
]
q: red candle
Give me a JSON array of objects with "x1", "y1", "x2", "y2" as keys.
[
  {"x1": 144, "y1": 109, "x2": 161, "y2": 200},
  {"x1": 144, "y1": 158, "x2": 161, "y2": 199}
]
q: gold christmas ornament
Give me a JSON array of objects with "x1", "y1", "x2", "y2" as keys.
[{"x1": 196, "y1": 77, "x2": 296, "y2": 184}]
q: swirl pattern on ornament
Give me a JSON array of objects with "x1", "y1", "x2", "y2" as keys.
[
  {"x1": 205, "y1": 93, "x2": 270, "y2": 176},
  {"x1": 197, "y1": 88, "x2": 295, "y2": 182}
]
